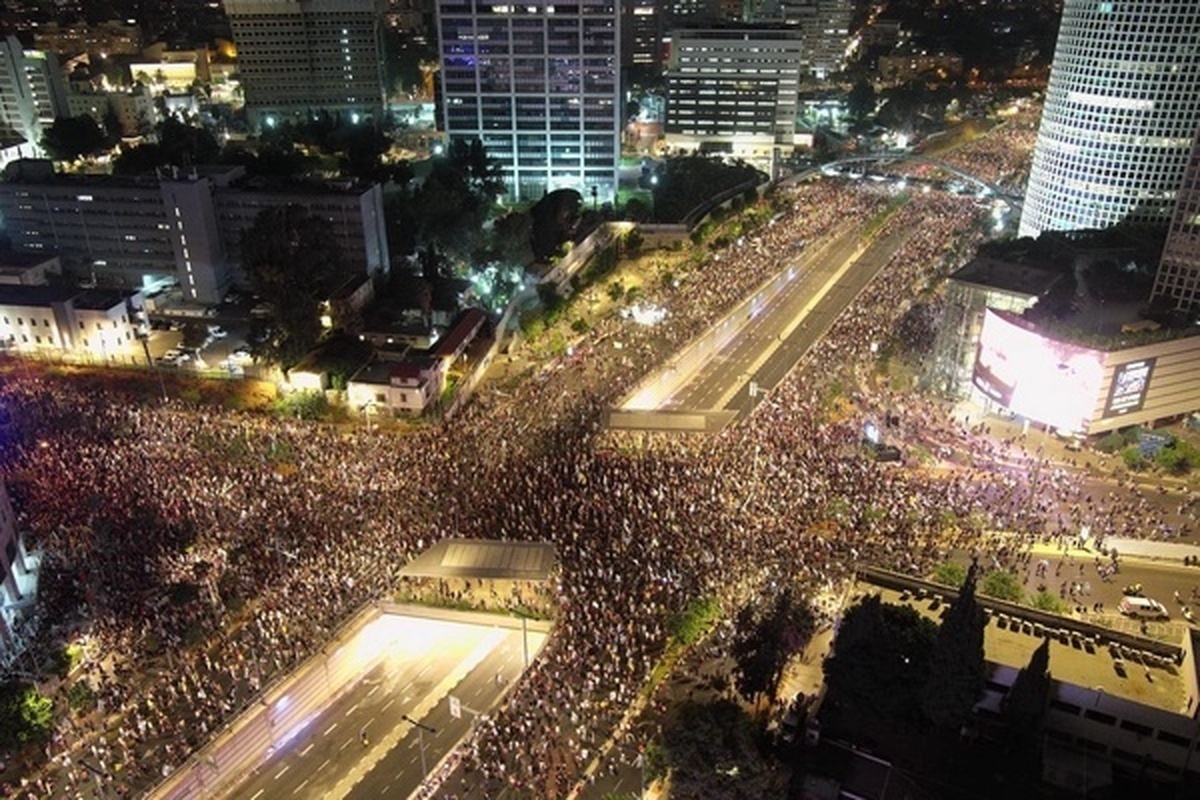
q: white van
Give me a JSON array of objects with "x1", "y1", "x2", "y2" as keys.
[{"x1": 1118, "y1": 596, "x2": 1169, "y2": 620}]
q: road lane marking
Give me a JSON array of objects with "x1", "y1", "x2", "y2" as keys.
[
  {"x1": 324, "y1": 723, "x2": 338, "y2": 736},
  {"x1": 293, "y1": 779, "x2": 309, "y2": 794},
  {"x1": 381, "y1": 698, "x2": 395, "y2": 712},
  {"x1": 344, "y1": 701, "x2": 361, "y2": 716},
  {"x1": 275, "y1": 765, "x2": 289, "y2": 780},
  {"x1": 367, "y1": 684, "x2": 380, "y2": 697},
  {"x1": 339, "y1": 738, "x2": 352, "y2": 751},
  {"x1": 251, "y1": 790, "x2": 264, "y2": 800},
  {"x1": 319, "y1": 758, "x2": 331, "y2": 772},
  {"x1": 300, "y1": 743, "x2": 314, "y2": 757}
]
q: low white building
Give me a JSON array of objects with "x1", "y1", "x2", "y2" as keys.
[
  {"x1": 348, "y1": 357, "x2": 445, "y2": 416},
  {"x1": 0, "y1": 285, "x2": 146, "y2": 359}
]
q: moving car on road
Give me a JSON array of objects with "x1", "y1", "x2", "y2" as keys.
[{"x1": 1118, "y1": 596, "x2": 1169, "y2": 620}]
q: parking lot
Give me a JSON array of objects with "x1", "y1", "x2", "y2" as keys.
[{"x1": 146, "y1": 294, "x2": 262, "y2": 377}]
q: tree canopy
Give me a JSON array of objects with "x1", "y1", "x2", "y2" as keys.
[
  {"x1": 823, "y1": 593, "x2": 937, "y2": 726},
  {"x1": 730, "y1": 587, "x2": 813, "y2": 706},
  {"x1": 40, "y1": 115, "x2": 110, "y2": 161},
  {"x1": 0, "y1": 681, "x2": 55, "y2": 750},
  {"x1": 530, "y1": 189, "x2": 583, "y2": 261},
  {"x1": 240, "y1": 204, "x2": 345, "y2": 366},
  {"x1": 113, "y1": 115, "x2": 220, "y2": 175},
  {"x1": 661, "y1": 700, "x2": 787, "y2": 799},
  {"x1": 651, "y1": 155, "x2": 763, "y2": 224}
]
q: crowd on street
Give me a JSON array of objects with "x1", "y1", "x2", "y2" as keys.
[{"x1": 2, "y1": 113, "x2": 1188, "y2": 800}]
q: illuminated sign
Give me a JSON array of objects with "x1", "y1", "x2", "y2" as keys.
[
  {"x1": 1103, "y1": 357, "x2": 1155, "y2": 418},
  {"x1": 972, "y1": 310, "x2": 1105, "y2": 433}
]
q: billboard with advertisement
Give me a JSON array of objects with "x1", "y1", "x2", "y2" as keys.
[
  {"x1": 1103, "y1": 357, "x2": 1156, "y2": 418},
  {"x1": 972, "y1": 310, "x2": 1105, "y2": 433}
]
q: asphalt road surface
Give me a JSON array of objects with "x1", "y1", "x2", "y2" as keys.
[
  {"x1": 659, "y1": 215, "x2": 917, "y2": 420},
  {"x1": 230, "y1": 624, "x2": 541, "y2": 800}
]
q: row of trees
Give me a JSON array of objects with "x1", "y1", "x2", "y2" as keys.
[{"x1": 823, "y1": 566, "x2": 1054, "y2": 791}]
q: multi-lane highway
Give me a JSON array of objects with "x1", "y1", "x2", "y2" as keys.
[
  {"x1": 652, "y1": 212, "x2": 917, "y2": 421},
  {"x1": 229, "y1": 623, "x2": 541, "y2": 800}
]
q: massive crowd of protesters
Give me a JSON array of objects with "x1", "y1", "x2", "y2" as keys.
[{"x1": 0, "y1": 115, "x2": 1186, "y2": 800}]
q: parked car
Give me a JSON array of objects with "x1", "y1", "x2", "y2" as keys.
[
  {"x1": 250, "y1": 302, "x2": 274, "y2": 319},
  {"x1": 207, "y1": 325, "x2": 228, "y2": 339}
]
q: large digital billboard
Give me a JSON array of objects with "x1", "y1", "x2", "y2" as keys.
[
  {"x1": 973, "y1": 310, "x2": 1105, "y2": 433},
  {"x1": 1103, "y1": 357, "x2": 1156, "y2": 418}
]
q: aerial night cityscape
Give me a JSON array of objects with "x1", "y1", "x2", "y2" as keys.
[{"x1": 2, "y1": 0, "x2": 1200, "y2": 798}]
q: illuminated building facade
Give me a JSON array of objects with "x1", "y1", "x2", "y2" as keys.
[
  {"x1": 0, "y1": 36, "x2": 68, "y2": 166},
  {"x1": 0, "y1": 161, "x2": 389, "y2": 303},
  {"x1": 1019, "y1": 0, "x2": 1200, "y2": 238},
  {"x1": 224, "y1": 0, "x2": 388, "y2": 129},
  {"x1": 1152, "y1": 125, "x2": 1200, "y2": 310},
  {"x1": 664, "y1": 28, "x2": 805, "y2": 167},
  {"x1": 621, "y1": 0, "x2": 665, "y2": 69},
  {"x1": 436, "y1": 0, "x2": 621, "y2": 202},
  {"x1": 0, "y1": 285, "x2": 146, "y2": 359}
]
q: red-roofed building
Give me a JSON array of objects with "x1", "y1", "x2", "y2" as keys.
[{"x1": 431, "y1": 308, "x2": 488, "y2": 363}]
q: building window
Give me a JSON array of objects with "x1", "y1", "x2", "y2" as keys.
[
  {"x1": 1120, "y1": 720, "x2": 1153, "y2": 737},
  {"x1": 1156, "y1": 730, "x2": 1190, "y2": 748},
  {"x1": 1084, "y1": 709, "x2": 1117, "y2": 726}
]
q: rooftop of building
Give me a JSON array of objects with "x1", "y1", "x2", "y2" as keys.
[
  {"x1": 1, "y1": 159, "x2": 374, "y2": 195},
  {"x1": 950, "y1": 255, "x2": 1066, "y2": 298},
  {"x1": 351, "y1": 355, "x2": 440, "y2": 385},
  {"x1": 0, "y1": 284, "x2": 134, "y2": 309},
  {"x1": 859, "y1": 570, "x2": 1193, "y2": 716},
  {"x1": 0, "y1": 251, "x2": 58, "y2": 271}
]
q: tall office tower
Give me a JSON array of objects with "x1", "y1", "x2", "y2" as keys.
[
  {"x1": 0, "y1": 36, "x2": 69, "y2": 165},
  {"x1": 1018, "y1": 0, "x2": 1200, "y2": 239},
  {"x1": 1151, "y1": 126, "x2": 1200, "y2": 310},
  {"x1": 622, "y1": 0, "x2": 665, "y2": 72},
  {"x1": 665, "y1": 28, "x2": 804, "y2": 167},
  {"x1": 223, "y1": 0, "x2": 388, "y2": 130},
  {"x1": 750, "y1": 0, "x2": 852, "y2": 77},
  {"x1": 436, "y1": 0, "x2": 621, "y2": 203}
]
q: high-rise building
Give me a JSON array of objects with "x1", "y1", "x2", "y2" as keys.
[
  {"x1": 1152, "y1": 125, "x2": 1200, "y2": 311},
  {"x1": 1019, "y1": 0, "x2": 1200, "y2": 239},
  {"x1": 223, "y1": 0, "x2": 388, "y2": 130},
  {"x1": 664, "y1": 28, "x2": 805, "y2": 167},
  {"x1": 0, "y1": 36, "x2": 69, "y2": 166},
  {"x1": 436, "y1": 0, "x2": 621, "y2": 203},
  {"x1": 622, "y1": 0, "x2": 665, "y2": 71}
]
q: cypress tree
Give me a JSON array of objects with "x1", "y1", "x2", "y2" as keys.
[{"x1": 921, "y1": 563, "x2": 986, "y2": 731}]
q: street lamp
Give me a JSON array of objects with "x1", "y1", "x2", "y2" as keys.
[{"x1": 402, "y1": 715, "x2": 437, "y2": 778}]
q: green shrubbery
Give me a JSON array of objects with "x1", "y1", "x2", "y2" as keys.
[{"x1": 668, "y1": 596, "x2": 721, "y2": 647}]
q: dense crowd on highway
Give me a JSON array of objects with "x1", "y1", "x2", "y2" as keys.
[
  {"x1": 3, "y1": 115, "x2": 1184, "y2": 800},
  {"x1": 936, "y1": 108, "x2": 1041, "y2": 191}
]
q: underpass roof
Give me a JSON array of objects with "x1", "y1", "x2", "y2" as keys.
[{"x1": 398, "y1": 538, "x2": 558, "y2": 581}]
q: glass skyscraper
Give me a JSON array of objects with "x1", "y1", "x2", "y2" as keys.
[
  {"x1": 1018, "y1": 0, "x2": 1200, "y2": 239},
  {"x1": 436, "y1": 0, "x2": 621, "y2": 203},
  {"x1": 1152, "y1": 125, "x2": 1200, "y2": 310}
]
